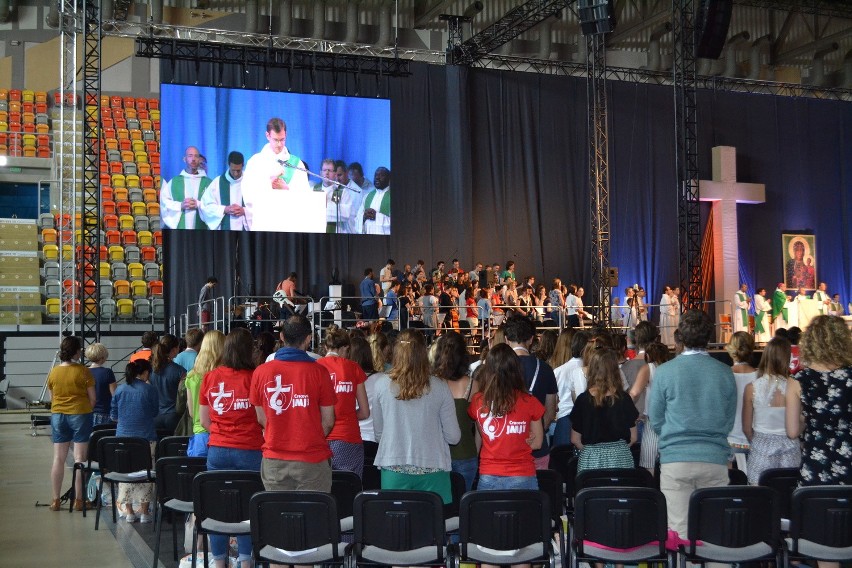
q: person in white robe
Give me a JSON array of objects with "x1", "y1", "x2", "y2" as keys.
[
  {"x1": 812, "y1": 281, "x2": 830, "y2": 315},
  {"x1": 241, "y1": 118, "x2": 311, "y2": 232},
  {"x1": 671, "y1": 287, "x2": 682, "y2": 332},
  {"x1": 771, "y1": 283, "x2": 790, "y2": 331},
  {"x1": 357, "y1": 167, "x2": 391, "y2": 235},
  {"x1": 199, "y1": 151, "x2": 247, "y2": 230},
  {"x1": 160, "y1": 146, "x2": 212, "y2": 230},
  {"x1": 313, "y1": 159, "x2": 344, "y2": 233},
  {"x1": 733, "y1": 283, "x2": 751, "y2": 333},
  {"x1": 659, "y1": 286, "x2": 677, "y2": 347},
  {"x1": 334, "y1": 161, "x2": 366, "y2": 234},
  {"x1": 753, "y1": 288, "x2": 772, "y2": 344}
]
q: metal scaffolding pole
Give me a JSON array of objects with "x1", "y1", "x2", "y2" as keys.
[
  {"x1": 673, "y1": 0, "x2": 701, "y2": 310},
  {"x1": 587, "y1": 33, "x2": 611, "y2": 327},
  {"x1": 58, "y1": 0, "x2": 80, "y2": 339}
]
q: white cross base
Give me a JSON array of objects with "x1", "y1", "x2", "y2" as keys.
[{"x1": 698, "y1": 146, "x2": 766, "y2": 329}]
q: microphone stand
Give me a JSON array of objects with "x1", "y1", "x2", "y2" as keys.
[{"x1": 280, "y1": 162, "x2": 360, "y2": 234}]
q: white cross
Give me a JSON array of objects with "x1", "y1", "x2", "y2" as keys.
[
  {"x1": 266, "y1": 374, "x2": 292, "y2": 415},
  {"x1": 210, "y1": 381, "x2": 233, "y2": 415},
  {"x1": 698, "y1": 146, "x2": 766, "y2": 330}
]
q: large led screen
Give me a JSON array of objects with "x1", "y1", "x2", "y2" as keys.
[{"x1": 160, "y1": 85, "x2": 391, "y2": 234}]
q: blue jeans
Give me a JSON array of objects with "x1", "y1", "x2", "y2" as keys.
[
  {"x1": 451, "y1": 457, "x2": 479, "y2": 492},
  {"x1": 187, "y1": 433, "x2": 209, "y2": 457},
  {"x1": 206, "y1": 446, "x2": 262, "y2": 562},
  {"x1": 51, "y1": 412, "x2": 93, "y2": 443},
  {"x1": 477, "y1": 474, "x2": 539, "y2": 490},
  {"x1": 552, "y1": 415, "x2": 572, "y2": 449}
]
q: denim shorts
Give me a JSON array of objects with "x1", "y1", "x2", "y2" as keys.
[
  {"x1": 477, "y1": 474, "x2": 538, "y2": 491},
  {"x1": 51, "y1": 412, "x2": 93, "y2": 443}
]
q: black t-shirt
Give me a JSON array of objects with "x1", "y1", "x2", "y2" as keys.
[
  {"x1": 519, "y1": 354, "x2": 558, "y2": 457},
  {"x1": 439, "y1": 292, "x2": 452, "y2": 314},
  {"x1": 569, "y1": 391, "x2": 639, "y2": 445}
]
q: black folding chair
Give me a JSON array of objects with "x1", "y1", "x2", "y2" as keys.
[
  {"x1": 154, "y1": 435, "x2": 190, "y2": 460},
  {"x1": 758, "y1": 467, "x2": 800, "y2": 527},
  {"x1": 572, "y1": 487, "x2": 671, "y2": 568},
  {"x1": 94, "y1": 436, "x2": 155, "y2": 530},
  {"x1": 680, "y1": 486, "x2": 782, "y2": 568},
  {"x1": 575, "y1": 466, "x2": 655, "y2": 491},
  {"x1": 350, "y1": 490, "x2": 449, "y2": 568},
  {"x1": 547, "y1": 444, "x2": 578, "y2": 513},
  {"x1": 152, "y1": 456, "x2": 206, "y2": 568},
  {"x1": 190, "y1": 470, "x2": 264, "y2": 568},
  {"x1": 786, "y1": 485, "x2": 852, "y2": 565},
  {"x1": 727, "y1": 467, "x2": 748, "y2": 486},
  {"x1": 444, "y1": 470, "x2": 467, "y2": 535},
  {"x1": 68, "y1": 427, "x2": 115, "y2": 515},
  {"x1": 536, "y1": 469, "x2": 567, "y2": 564},
  {"x1": 454, "y1": 490, "x2": 556, "y2": 568},
  {"x1": 250, "y1": 491, "x2": 347, "y2": 568},
  {"x1": 331, "y1": 469, "x2": 362, "y2": 535}
]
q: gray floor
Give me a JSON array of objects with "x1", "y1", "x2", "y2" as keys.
[{"x1": 0, "y1": 416, "x2": 171, "y2": 568}]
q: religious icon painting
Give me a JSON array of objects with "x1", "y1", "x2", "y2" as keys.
[{"x1": 782, "y1": 233, "x2": 816, "y2": 291}]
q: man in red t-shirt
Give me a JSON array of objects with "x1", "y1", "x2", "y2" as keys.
[{"x1": 250, "y1": 315, "x2": 336, "y2": 491}]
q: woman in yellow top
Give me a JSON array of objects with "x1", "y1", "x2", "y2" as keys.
[
  {"x1": 47, "y1": 336, "x2": 96, "y2": 511},
  {"x1": 185, "y1": 330, "x2": 225, "y2": 457}
]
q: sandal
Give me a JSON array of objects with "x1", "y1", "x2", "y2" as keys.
[
  {"x1": 74, "y1": 498, "x2": 95, "y2": 511},
  {"x1": 49, "y1": 499, "x2": 61, "y2": 512}
]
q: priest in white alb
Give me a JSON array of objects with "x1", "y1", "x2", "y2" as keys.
[
  {"x1": 241, "y1": 117, "x2": 311, "y2": 232},
  {"x1": 199, "y1": 151, "x2": 247, "y2": 230},
  {"x1": 733, "y1": 283, "x2": 751, "y2": 333},
  {"x1": 160, "y1": 146, "x2": 212, "y2": 230},
  {"x1": 659, "y1": 286, "x2": 676, "y2": 347},
  {"x1": 358, "y1": 166, "x2": 391, "y2": 235},
  {"x1": 813, "y1": 281, "x2": 830, "y2": 315},
  {"x1": 753, "y1": 288, "x2": 772, "y2": 344}
]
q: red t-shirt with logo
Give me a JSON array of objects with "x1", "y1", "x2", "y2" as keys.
[
  {"x1": 316, "y1": 356, "x2": 367, "y2": 444},
  {"x1": 199, "y1": 366, "x2": 264, "y2": 451},
  {"x1": 249, "y1": 359, "x2": 336, "y2": 463},
  {"x1": 468, "y1": 391, "x2": 544, "y2": 477}
]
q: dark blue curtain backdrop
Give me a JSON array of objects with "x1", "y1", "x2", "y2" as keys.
[
  {"x1": 161, "y1": 61, "x2": 852, "y2": 321},
  {"x1": 160, "y1": 85, "x2": 391, "y2": 192}
]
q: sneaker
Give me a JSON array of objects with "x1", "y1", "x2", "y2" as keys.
[
  {"x1": 139, "y1": 513, "x2": 153, "y2": 523},
  {"x1": 124, "y1": 512, "x2": 138, "y2": 523}
]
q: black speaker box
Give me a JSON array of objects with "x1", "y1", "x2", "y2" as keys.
[
  {"x1": 695, "y1": 0, "x2": 733, "y2": 59},
  {"x1": 578, "y1": 0, "x2": 616, "y2": 36}
]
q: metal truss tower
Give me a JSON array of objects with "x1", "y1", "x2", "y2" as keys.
[
  {"x1": 672, "y1": 0, "x2": 701, "y2": 310},
  {"x1": 80, "y1": 0, "x2": 102, "y2": 342},
  {"x1": 587, "y1": 33, "x2": 612, "y2": 327}
]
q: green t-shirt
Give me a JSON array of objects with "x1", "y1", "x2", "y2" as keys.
[{"x1": 184, "y1": 370, "x2": 207, "y2": 434}]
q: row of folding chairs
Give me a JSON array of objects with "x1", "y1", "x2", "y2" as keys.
[
  {"x1": 42, "y1": 277, "x2": 163, "y2": 298},
  {"x1": 43, "y1": 297, "x2": 164, "y2": 321},
  {"x1": 41, "y1": 257, "x2": 162, "y2": 282},
  {"x1": 41, "y1": 243, "x2": 163, "y2": 265}
]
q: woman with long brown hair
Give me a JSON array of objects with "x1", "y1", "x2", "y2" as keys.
[
  {"x1": 570, "y1": 348, "x2": 638, "y2": 472},
  {"x1": 469, "y1": 343, "x2": 543, "y2": 490},
  {"x1": 372, "y1": 329, "x2": 460, "y2": 503},
  {"x1": 317, "y1": 328, "x2": 370, "y2": 478},
  {"x1": 198, "y1": 328, "x2": 262, "y2": 568},
  {"x1": 149, "y1": 333, "x2": 186, "y2": 433}
]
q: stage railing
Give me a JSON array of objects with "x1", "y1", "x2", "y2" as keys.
[
  {"x1": 228, "y1": 294, "x2": 317, "y2": 347},
  {"x1": 185, "y1": 295, "x2": 227, "y2": 332}
]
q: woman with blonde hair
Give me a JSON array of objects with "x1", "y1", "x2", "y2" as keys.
[
  {"x1": 368, "y1": 331, "x2": 391, "y2": 372},
  {"x1": 373, "y1": 329, "x2": 460, "y2": 503},
  {"x1": 184, "y1": 330, "x2": 225, "y2": 457},
  {"x1": 548, "y1": 328, "x2": 575, "y2": 369},
  {"x1": 743, "y1": 337, "x2": 800, "y2": 485},
  {"x1": 569, "y1": 348, "x2": 638, "y2": 472},
  {"x1": 725, "y1": 331, "x2": 757, "y2": 471},
  {"x1": 786, "y1": 315, "x2": 852, "y2": 488},
  {"x1": 86, "y1": 342, "x2": 116, "y2": 427}
]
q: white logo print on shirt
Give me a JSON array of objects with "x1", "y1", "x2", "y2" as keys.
[
  {"x1": 330, "y1": 372, "x2": 353, "y2": 394},
  {"x1": 210, "y1": 382, "x2": 234, "y2": 415},
  {"x1": 265, "y1": 375, "x2": 293, "y2": 415},
  {"x1": 478, "y1": 407, "x2": 527, "y2": 441}
]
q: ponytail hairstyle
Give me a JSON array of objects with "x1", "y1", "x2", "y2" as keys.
[
  {"x1": 125, "y1": 359, "x2": 152, "y2": 385},
  {"x1": 151, "y1": 333, "x2": 179, "y2": 373}
]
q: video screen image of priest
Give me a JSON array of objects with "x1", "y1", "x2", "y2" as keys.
[{"x1": 159, "y1": 84, "x2": 392, "y2": 235}]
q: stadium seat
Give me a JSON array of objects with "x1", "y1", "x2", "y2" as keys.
[
  {"x1": 125, "y1": 245, "x2": 141, "y2": 264},
  {"x1": 135, "y1": 216, "x2": 149, "y2": 232},
  {"x1": 149, "y1": 279, "x2": 164, "y2": 297},
  {"x1": 99, "y1": 279, "x2": 113, "y2": 299},
  {"x1": 140, "y1": 246, "x2": 157, "y2": 263},
  {"x1": 111, "y1": 261, "x2": 128, "y2": 281},
  {"x1": 108, "y1": 245, "x2": 124, "y2": 263},
  {"x1": 137, "y1": 230, "x2": 153, "y2": 247},
  {"x1": 119, "y1": 214, "x2": 134, "y2": 230},
  {"x1": 99, "y1": 261, "x2": 111, "y2": 279},
  {"x1": 117, "y1": 298, "x2": 133, "y2": 319},
  {"x1": 131, "y1": 201, "x2": 146, "y2": 216},
  {"x1": 100, "y1": 299, "x2": 116, "y2": 321},
  {"x1": 102, "y1": 200, "x2": 116, "y2": 216},
  {"x1": 152, "y1": 298, "x2": 165, "y2": 320},
  {"x1": 134, "y1": 298, "x2": 151, "y2": 321},
  {"x1": 42, "y1": 261, "x2": 60, "y2": 281},
  {"x1": 143, "y1": 262, "x2": 160, "y2": 282},
  {"x1": 102, "y1": 214, "x2": 119, "y2": 230},
  {"x1": 149, "y1": 216, "x2": 161, "y2": 232},
  {"x1": 40, "y1": 228, "x2": 57, "y2": 245},
  {"x1": 116, "y1": 201, "x2": 131, "y2": 216},
  {"x1": 104, "y1": 229, "x2": 121, "y2": 246},
  {"x1": 131, "y1": 279, "x2": 148, "y2": 299},
  {"x1": 121, "y1": 229, "x2": 137, "y2": 246},
  {"x1": 153, "y1": 230, "x2": 162, "y2": 246},
  {"x1": 111, "y1": 173, "x2": 126, "y2": 188},
  {"x1": 61, "y1": 244, "x2": 73, "y2": 261},
  {"x1": 142, "y1": 188, "x2": 157, "y2": 203},
  {"x1": 45, "y1": 298, "x2": 60, "y2": 319},
  {"x1": 128, "y1": 187, "x2": 143, "y2": 202},
  {"x1": 114, "y1": 187, "x2": 129, "y2": 202},
  {"x1": 43, "y1": 279, "x2": 61, "y2": 298},
  {"x1": 146, "y1": 202, "x2": 160, "y2": 216},
  {"x1": 140, "y1": 174, "x2": 154, "y2": 188},
  {"x1": 114, "y1": 279, "x2": 131, "y2": 299},
  {"x1": 128, "y1": 262, "x2": 144, "y2": 280}
]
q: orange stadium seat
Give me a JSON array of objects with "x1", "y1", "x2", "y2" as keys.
[
  {"x1": 102, "y1": 200, "x2": 116, "y2": 216},
  {"x1": 114, "y1": 187, "x2": 129, "y2": 202},
  {"x1": 110, "y1": 96, "x2": 122, "y2": 109},
  {"x1": 116, "y1": 201, "x2": 131, "y2": 216},
  {"x1": 140, "y1": 246, "x2": 157, "y2": 263},
  {"x1": 142, "y1": 188, "x2": 157, "y2": 203},
  {"x1": 140, "y1": 174, "x2": 154, "y2": 188},
  {"x1": 146, "y1": 202, "x2": 160, "y2": 217},
  {"x1": 153, "y1": 230, "x2": 162, "y2": 246},
  {"x1": 114, "y1": 280, "x2": 130, "y2": 299},
  {"x1": 149, "y1": 280, "x2": 163, "y2": 297},
  {"x1": 104, "y1": 229, "x2": 121, "y2": 246},
  {"x1": 121, "y1": 229, "x2": 137, "y2": 245}
]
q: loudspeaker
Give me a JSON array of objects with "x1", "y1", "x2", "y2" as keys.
[
  {"x1": 578, "y1": 0, "x2": 616, "y2": 36},
  {"x1": 605, "y1": 267, "x2": 619, "y2": 287},
  {"x1": 695, "y1": 0, "x2": 733, "y2": 59}
]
